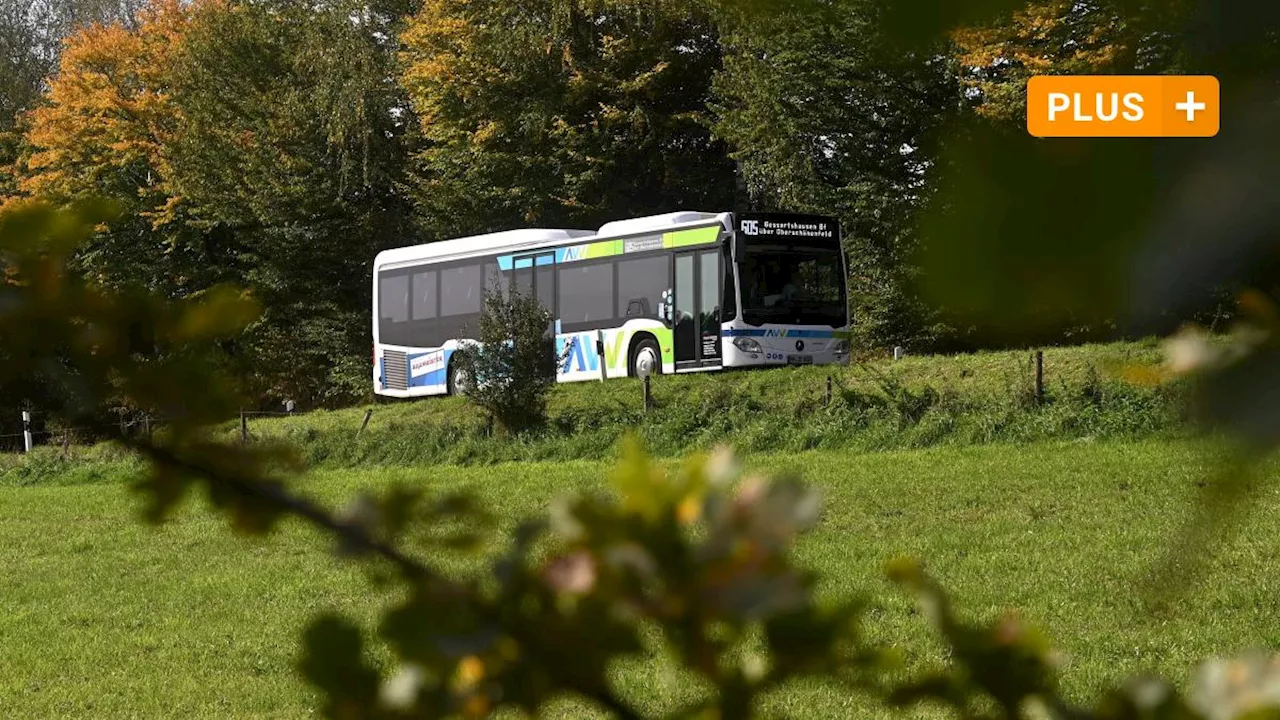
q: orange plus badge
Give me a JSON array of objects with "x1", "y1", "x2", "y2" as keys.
[{"x1": 1026, "y1": 76, "x2": 1219, "y2": 138}]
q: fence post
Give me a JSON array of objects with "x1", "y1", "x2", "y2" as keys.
[
  {"x1": 643, "y1": 374, "x2": 652, "y2": 414},
  {"x1": 22, "y1": 411, "x2": 32, "y2": 453},
  {"x1": 825, "y1": 375, "x2": 832, "y2": 407},
  {"x1": 240, "y1": 410, "x2": 248, "y2": 445},
  {"x1": 144, "y1": 415, "x2": 151, "y2": 440},
  {"x1": 596, "y1": 330, "x2": 608, "y2": 382},
  {"x1": 1034, "y1": 350, "x2": 1045, "y2": 405},
  {"x1": 357, "y1": 408, "x2": 373, "y2": 438}
]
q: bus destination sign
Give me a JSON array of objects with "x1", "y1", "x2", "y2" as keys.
[{"x1": 736, "y1": 213, "x2": 839, "y2": 242}]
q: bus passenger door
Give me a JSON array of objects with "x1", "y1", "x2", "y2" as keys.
[{"x1": 674, "y1": 250, "x2": 722, "y2": 370}]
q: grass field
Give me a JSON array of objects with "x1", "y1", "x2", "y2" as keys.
[
  {"x1": 3, "y1": 439, "x2": 1277, "y2": 718},
  {"x1": 123, "y1": 339, "x2": 1185, "y2": 472}
]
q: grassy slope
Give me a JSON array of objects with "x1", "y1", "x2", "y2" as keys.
[
  {"x1": 3, "y1": 440, "x2": 1277, "y2": 718},
  {"x1": 204, "y1": 340, "x2": 1186, "y2": 469}
]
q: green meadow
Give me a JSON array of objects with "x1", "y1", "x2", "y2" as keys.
[{"x1": 4, "y1": 434, "x2": 1277, "y2": 718}]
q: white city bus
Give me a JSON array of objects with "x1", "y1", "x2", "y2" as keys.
[{"x1": 373, "y1": 211, "x2": 850, "y2": 397}]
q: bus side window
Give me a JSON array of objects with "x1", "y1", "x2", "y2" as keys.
[
  {"x1": 412, "y1": 271, "x2": 437, "y2": 320},
  {"x1": 484, "y1": 262, "x2": 507, "y2": 298},
  {"x1": 410, "y1": 269, "x2": 439, "y2": 348},
  {"x1": 616, "y1": 254, "x2": 668, "y2": 324},
  {"x1": 558, "y1": 261, "x2": 615, "y2": 332},
  {"x1": 379, "y1": 272, "x2": 410, "y2": 345},
  {"x1": 440, "y1": 263, "x2": 483, "y2": 341}
]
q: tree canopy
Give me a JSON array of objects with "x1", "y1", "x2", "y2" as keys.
[
  {"x1": 400, "y1": 0, "x2": 736, "y2": 237},
  {"x1": 2, "y1": 0, "x2": 1273, "y2": 407}
]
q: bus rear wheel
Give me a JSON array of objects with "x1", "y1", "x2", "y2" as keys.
[
  {"x1": 447, "y1": 363, "x2": 470, "y2": 396},
  {"x1": 629, "y1": 337, "x2": 662, "y2": 378}
]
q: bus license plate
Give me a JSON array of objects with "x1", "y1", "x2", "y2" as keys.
[{"x1": 787, "y1": 354, "x2": 813, "y2": 365}]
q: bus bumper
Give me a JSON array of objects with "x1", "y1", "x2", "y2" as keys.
[{"x1": 721, "y1": 335, "x2": 851, "y2": 369}]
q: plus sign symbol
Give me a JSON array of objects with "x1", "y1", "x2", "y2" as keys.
[
  {"x1": 1175, "y1": 90, "x2": 1207, "y2": 122},
  {"x1": 1164, "y1": 77, "x2": 1219, "y2": 135}
]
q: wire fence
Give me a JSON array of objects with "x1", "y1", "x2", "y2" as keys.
[{"x1": 0, "y1": 408, "x2": 310, "y2": 455}]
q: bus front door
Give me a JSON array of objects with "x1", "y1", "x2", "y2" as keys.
[{"x1": 674, "y1": 249, "x2": 722, "y2": 370}]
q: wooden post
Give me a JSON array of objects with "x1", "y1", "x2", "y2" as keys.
[
  {"x1": 144, "y1": 415, "x2": 152, "y2": 440},
  {"x1": 1034, "y1": 350, "x2": 1045, "y2": 405},
  {"x1": 643, "y1": 374, "x2": 652, "y2": 413},
  {"x1": 596, "y1": 330, "x2": 608, "y2": 382},
  {"x1": 825, "y1": 376, "x2": 832, "y2": 407},
  {"x1": 357, "y1": 408, "x2": 373, "y2": 437},
  {"x1": 22, "y1": 411, "x2": 32, "y2": 453},
  {"x1": 240, "y1": 410, "x2": 248, "y2": 444}
]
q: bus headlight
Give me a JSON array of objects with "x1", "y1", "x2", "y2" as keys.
[
  {"x1": 733, "y1": 337, "x2": 763, "y2": 353},
  {"x1": 833, "y1": 340, "x2": 850, "y2": 355}
]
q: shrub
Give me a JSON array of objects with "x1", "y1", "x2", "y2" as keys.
[{"x1": 452, "y1": 285, "x2": 563, "y2": 435}]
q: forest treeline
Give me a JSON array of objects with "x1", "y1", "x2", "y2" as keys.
[{"x1": 0, "y1": 0, "x2": 1254, "y2": 410}]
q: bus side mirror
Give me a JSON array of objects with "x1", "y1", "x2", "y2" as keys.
[{"x1": 730, "y1": 233, "x2": 744, "y2": 261}]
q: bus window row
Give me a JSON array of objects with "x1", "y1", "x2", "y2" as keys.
[{"x1": 378, "y1": 248, "x2": 732, "y2": 349}]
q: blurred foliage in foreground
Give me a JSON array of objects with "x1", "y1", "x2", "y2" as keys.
[{"x1": 8, "y1": 198, "x2": 1280, "y2": 717}]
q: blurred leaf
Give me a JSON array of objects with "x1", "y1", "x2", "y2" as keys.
[
  {"x1": 1128, "y1": 99, "x2": 1280, "y2": 331},
  {"x1": 298, "y1": 615, "x2": 383, "y2": 720},
  {"x1": 881, "y1": 0, "x2": 1030, "y2": 48},
  {"x1": 1093, "y1": 677, "x2": 1198, "y2": 719},
  {"x1": 174, "y1": 285, "x2": 261, "y2": 343},
  {"x1": 914, "y1": 124, "x2": 1160, "y2": 343},
  {"x1": 1192, "y1": 655, "x2": 1280, "y2": 720},
  {"x1": 1194, "y1": 346, "x2": 1280, "y2": 448}
]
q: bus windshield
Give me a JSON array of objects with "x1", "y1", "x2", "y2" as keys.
[{"x1": 739, "y1": 242, "x2": 847, "y2": 327}]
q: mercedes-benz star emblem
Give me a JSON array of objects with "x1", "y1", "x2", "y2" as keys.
[{"x1": 795, "y1": 339, "x2": 805, "y2": 352}]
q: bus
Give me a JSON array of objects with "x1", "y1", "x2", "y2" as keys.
[{"x1": 373, "y1": 211, "x2": 850, "y2": 397}]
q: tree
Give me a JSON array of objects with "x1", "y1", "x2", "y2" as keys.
[
  {"x1": 0, "y1": 0, "x2": 149, "y2": 135},
  {"x1": 159, "y1": 0, "x2": 414, "y2": 406},
  {"x1": 712, "y1": 1, "x2": 961, "y2": 350},
  {"x1": 453, "y1": 285, "x2": 562, "y2": 434},
  {"x1": 400, "y1": 0, "x2": 736, "y2": 239},
  {"x1": 18, "y1": 0, "x2": 414, "y2": 406},
  {"x1": 952, "y1": 0, "x2": 1190, "y2": 123},
  {"x1": 18, "y1": 0, "x2": 217, "y2": 297}
]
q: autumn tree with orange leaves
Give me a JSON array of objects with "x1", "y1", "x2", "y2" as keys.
[
  {"x1": 16, "y1": 0, "x2": 413, "y2": 406},
  {"x1": 951, "y1": 0, "x2": 1189, "y2": 123},
  {"x1": 18, "y1": 0, "x2": 221, "y2": 295}
]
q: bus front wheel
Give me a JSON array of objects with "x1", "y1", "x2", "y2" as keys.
[{"x1": 630, "y1": 337, "x2": 662, "y2": 379}]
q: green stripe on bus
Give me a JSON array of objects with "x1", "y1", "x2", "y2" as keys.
[
  {"x1": 585, "y1": 239, "x2": 623, "y2": 259},
  {"x1": 663, "y1": 226, "x2": 719, "y2": 248}
]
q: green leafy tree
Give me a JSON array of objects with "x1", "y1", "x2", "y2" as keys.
[
  {"x1": 713, "y1": 0, "x2": 961, "y2": 350},
  {"x1": 400, "y1": 0, "x2": 736, "y2": 238},
  {"x1": 453, "y1": 286, "x2": 562, "y2": 434},
  {"x1": 160, "y1": 0, "x2": 414, "y2": 406}
]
